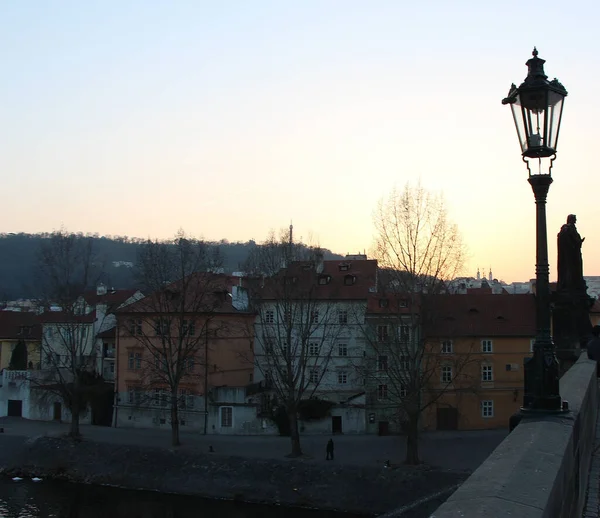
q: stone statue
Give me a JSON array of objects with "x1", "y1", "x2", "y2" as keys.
[
  {"x1": 553, "y1": 214, "x2": 593, "y2": 359},
  {"x1": 557, "y1": 214, "x2": 585, "y2": 293}
]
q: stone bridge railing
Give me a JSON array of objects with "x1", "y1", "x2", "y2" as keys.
[{"x1": 430, "y1": 355, "x2": 598, "y2": 517}]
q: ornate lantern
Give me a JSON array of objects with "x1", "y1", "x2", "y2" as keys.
[{"x1": 502, "y1": 48, "x2": 567, "y2": 163}]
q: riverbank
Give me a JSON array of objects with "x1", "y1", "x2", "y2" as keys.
[{"x1": 0, "y1": 436, "x2": 468, "y2": 515}]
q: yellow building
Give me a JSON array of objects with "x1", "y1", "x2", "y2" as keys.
[
  {"x1": 423, "y1": 294, "x2": 535, "y2": 430},
  {"x1": 0, "y1": 312, "x2": 42, "y2": 370}
]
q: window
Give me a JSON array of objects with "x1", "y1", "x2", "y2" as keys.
[
  {"x1": 128, "y1": 319, "x2": 142, "y2": 336},
  {"x1": 264, "y1": 310, "x2": 275, "y2": 324},
  {"x1": 127, "y1": 387, "x2": 141, "y2": 405},
  {"x1": 153, "y1": 388, "x2": 167, "y2": 407},
  {"x1": 530, "y1": 339, "x2": 536, "y2": 352},
  {"x1": 377, "y1": 325, "x2": 389, "y2": 342},
  {"x1": 311, "y1": 311, "x2": 319, "y2": 324},
  {"x1": 481, "y1": 365, "x2": 493, "y2": 382},
  {"x1": 182, "y1": 320, "x2": 196, "y2": 336},
  {"x1": 155, "y1": 319, "x2": 170, "y2": 336},
  {"x1": 185, "y1": 357, "x2": 195, "y2": 373},
  {"x1": 128, "y1": 352, "x2": 134, "y2": 370},
  {"x1": 441, "y1": 340, "x2": 453, "y2": 354},
  {"x1": 399, "y1": 325, "x2": 410, "y2": 343},
  {"x1": 482, "y1": 340, "x2": 493, "y2": 353},
  {"x1": 309, "y1": 369, "x2": 320, "y2": 383},
  {"x1": 337, "y1": 371, "x2": 348, "y2": 384},
  {"x1": 338, "y1": 310, "x2": 348, "y2": 325},
  {"x1": 338, "y1": 344, "x2": 348, "y2": 357},
  {"x1": 339, "y1": 263, "x2": 350, "y2": 271},
  {"x1": 399, "y1": 383, "x2": 407, "y2": 398},
  {"x1": 135, "y1": 352, "x2": 142, "y2": 370},
  {"x1": 220, "y1": 406, "x2": 233, "y2": 427},
  {"x1": 379, "y1": 298, "x2": 389, "y2": 308},
  {"x1": 400, "y1": 355, "x2": 410, "y2": 371},
  {"x1": 318, "y1": 275, "x2": 330, "y2": 285},
  {"x1": 398, "y1": 299, "x2": 408, "y2": 308},
  {"x1": 344, "y1": 275, "x2": 356, "y2": 286},
  {"x1": 179, "y1": 389, "x2": 194, "y2": 409},
  {"x1": 441, "y1": 366, "x2": 453, "y2": 384},
  {"x1": 309, "y1": 343, "x2": 320, "y2": 356},
  {"x1": 377, "y1": 384, "x2": 388, "y2": 400},
  {"x1": 377, "y1": 355, "x2": 388, "y2": 371},
  {"x1": 481, "y1": 400, "x2": 494, "y2": 418}
]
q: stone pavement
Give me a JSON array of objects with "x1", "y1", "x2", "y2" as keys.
[
  {"x1": 0, "y1": 417, "x2": 507, "y2": 472},
  {"x1": 583, "y1": 402, "x2": 600, "y2": 517}
]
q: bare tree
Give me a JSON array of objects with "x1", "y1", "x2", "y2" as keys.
[
  {"x1": 364, "y1": 182, "x2": 473, "y2": 464},
  {"x1": 243, "y1": 230, "x2": 343, "y2": 457},
  {"x1": 35, "y1": 230, "x2": 104, "y2": 438},
  {"x1": 119, "y1": 232, "x2": 226, "y2": 446}
]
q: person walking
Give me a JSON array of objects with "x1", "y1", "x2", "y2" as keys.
[{"x1": 326, "y1": 438, "x2": 334, "y2": 460}]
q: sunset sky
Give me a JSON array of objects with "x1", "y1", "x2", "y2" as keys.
[{"x1": 1, "y1": 1, "x2": 599, "y2": 283}]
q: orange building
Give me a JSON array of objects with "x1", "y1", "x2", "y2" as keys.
[
  {"x1": 423, "y1": 294, "x2": 535, "y2": 430},
  {"x1": 113, "y1": 274, "x2": 255, "y2": 430}
]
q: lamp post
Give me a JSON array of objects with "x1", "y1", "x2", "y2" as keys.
[{"x1": 502, "y1": 48, "x2": 568, "y2": 413}]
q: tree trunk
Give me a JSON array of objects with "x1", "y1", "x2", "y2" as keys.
[
  {"x1": 405, "y1": 412, "x2": 420, "y2": 465},
  {"x1": 171, "y1": 395, "x2": 180, "y2": 446},
  {"x1": 69, "y1": 376, "x2": 81, "y2": 439},
  {"x1": 288, "y1": 407, "x2": 302, "y2": 457},
  {"x1": 69, "y1": 403, "x2": 80, "y2": 438}
]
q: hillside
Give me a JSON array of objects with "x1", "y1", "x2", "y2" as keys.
[{"x1": 0, "y1": 233, "x2": 345, "y2": 300}]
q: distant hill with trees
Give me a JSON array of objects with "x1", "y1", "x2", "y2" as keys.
[{"x1": 0, "y1": 232, "x2": 345, "y2": 300}]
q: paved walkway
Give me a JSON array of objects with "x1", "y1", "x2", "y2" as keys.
[
  {"x1": 0, "y1": 417, "x2": 507, "y2": 472},
  {"x1": 583, "y1": 402, "x2": 600, "y2": 517}
]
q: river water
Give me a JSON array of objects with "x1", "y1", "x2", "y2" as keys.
[{"x1": 0, "y1": 479, "x2": 365, "y2": 518}]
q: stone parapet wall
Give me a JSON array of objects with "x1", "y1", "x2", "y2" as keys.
[{"x1": 430, "y1": 355, "x2": 598, "y2": 517}]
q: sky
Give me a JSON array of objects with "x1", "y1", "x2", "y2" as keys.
[{"x1": 1, "y1": 1, "x2": 599, "y2": 283}]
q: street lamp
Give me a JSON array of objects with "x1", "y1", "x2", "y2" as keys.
[{"x1": 502, "y1": 48, "x2": 568, "y2": 413}]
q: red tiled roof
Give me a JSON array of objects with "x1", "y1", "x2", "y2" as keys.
[
  {"x1": 39, "y1": 311, "x2": 96, "y2": 324},
  {"x1": 117, "y1": 273, "x2": 250, "y2": 315},
  {"x1": 257, "y1": 259, "x2": 378, "y2": 301},
  {"x1": 0, "y1": 311, "x2": 42, "y2": 340},
  {"x1": 82, "y1": 289, "x2": 138, "y2": 308},
  {"x1": 424, "y1": 294, "x2": 536, "y2": 337}
]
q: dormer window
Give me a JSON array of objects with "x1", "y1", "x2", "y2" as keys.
[
  {"x1": 344, "y1": 275, "x2": 356, "y2": 286},
  {"x1": 379, "y1": 298, "x2": 389, "y2": 308},
  {"x1": 318, "y1": 275, "x2": 331, "y2": 285},
  {"x1": 339, "y1": 263, "x2": 350, "y2": 271},
  {"x1": 398, "y1": 299, "x2": 408, "y2": 308}
]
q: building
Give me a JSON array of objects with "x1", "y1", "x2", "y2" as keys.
[
  {"x1": 113, "y1": 274, "x2": 255, "y2": 431},
  {"x1": 251, "y1": 256, "x2": 378, "y2": 434},
  {"x1": 80, "y1": 284, "x2": 142, "y2": 380},
  {"x1": 422, "y1": 294, "x2": 535, "y2": 430},
  {"x1": 0, "y1": 311, "x2": 42, "y2": 370},
  {"x1": 361, "y1": 293, "x2": 415, "y2": 435}
]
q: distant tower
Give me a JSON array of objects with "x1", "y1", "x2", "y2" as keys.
[
  {"x1": 489, "y1": 268, "x2": 493, "y2": 282},
  {"x1": 476, "y1": 268, "x2": 481, "y2": 280},
  {"x1": 287, "y1": 222, "x2": 294, "y2": 263}
]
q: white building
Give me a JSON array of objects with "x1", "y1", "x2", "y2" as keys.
[{"x1": 251, "y1": 257, "x2": 377, "y2": 434}]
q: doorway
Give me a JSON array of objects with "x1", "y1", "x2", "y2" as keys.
[
  {"x1": 53, "y1": 402, "x2": 62, "y2": 421},
  {"x1": 378, "y1": 421, "x2": 390, "y2": 436},
  {"x1": 331, "y1": 415, "x2": 342, "y2": 434},
  {"x1": 7, "y1": 400, "x2": 22, "y2": 417},
  {"x1": 436, "y1": 407, "x2": 458, "y2": 430}
]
